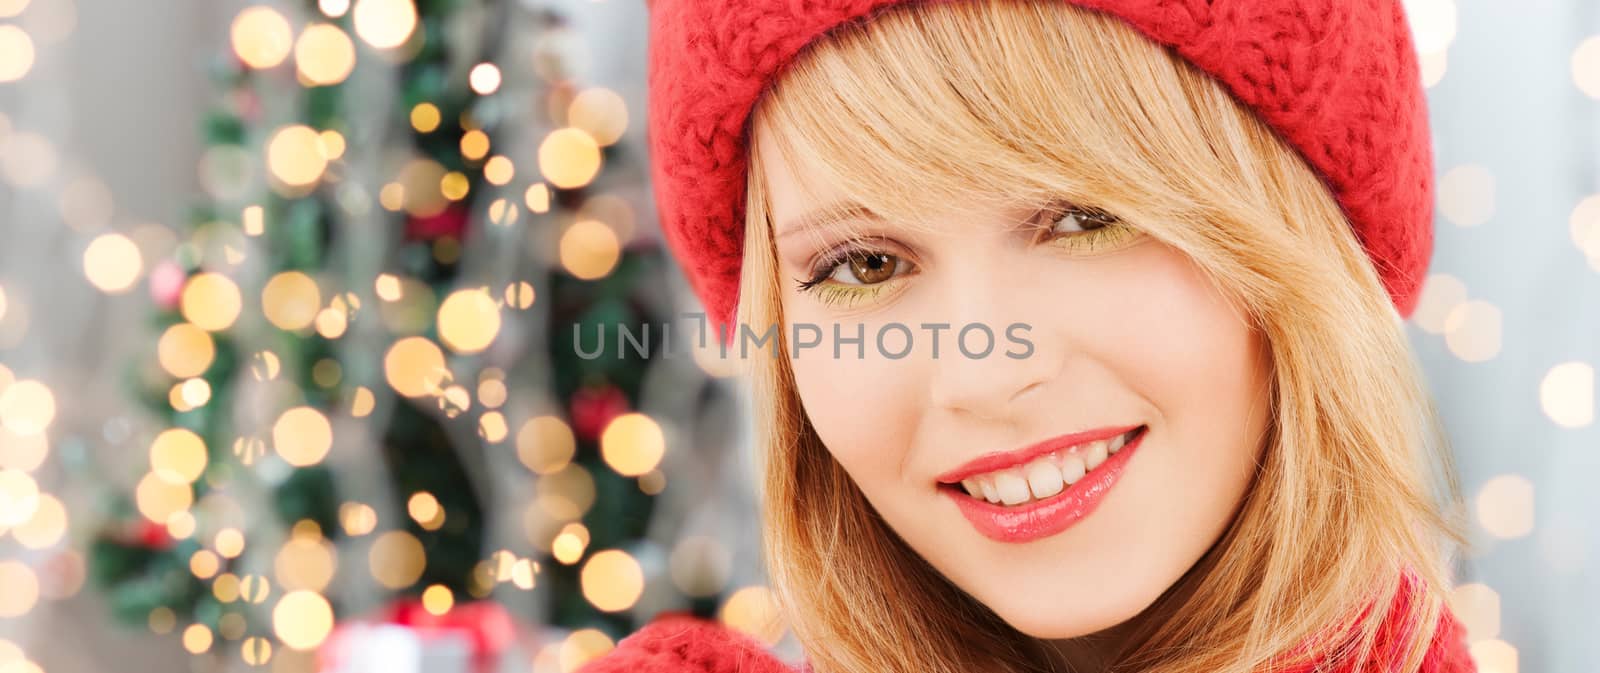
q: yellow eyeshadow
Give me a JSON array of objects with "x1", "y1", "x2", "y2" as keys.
[
  {"x1": 1046, "y1": 222, "x2": 1144, "y2": 254},
  {"x1": 811, "y1": 283, "x2": 889, "y2": 309}
]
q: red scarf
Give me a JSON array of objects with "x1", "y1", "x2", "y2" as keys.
[{"x1": 581, "y1": 573, "x2": 1476, "y2": 673}]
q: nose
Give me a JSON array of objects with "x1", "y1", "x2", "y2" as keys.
[{"x1": 923, "y1": 260, "x2": 1059, "y2": 424}]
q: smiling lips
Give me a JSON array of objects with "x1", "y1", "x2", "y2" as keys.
[{"x1": 937, "y1": 424, "x2": 1149, "y2": 543}]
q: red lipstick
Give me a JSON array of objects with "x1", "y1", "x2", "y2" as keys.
[{"x1": 938, "y1": 425, "x2": 1147, "y2": 543}]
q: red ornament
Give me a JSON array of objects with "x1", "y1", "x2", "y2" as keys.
[
  {"x1": 115, "y1": 518, "x2": 176, "y2": 551},
  {"x1": 404, "y1": 204, "x2": 470, "y2": 242},
  {"x1": 569, "y1": 384, "x2": 630, "y2": 442}
]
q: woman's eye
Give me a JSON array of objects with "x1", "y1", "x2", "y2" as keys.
[
  {"x1": 794, "y1": 247, "x2": 912, "y2": 308},
  {"x1": 1037, "y1": 204, "x2": 1143, "y2": 254},
  {"x1": 838, "y1": 251, "x2": 902, "y2": 285},
  {"x1": 1044, "y1": 205, "x2": 1118, "y2": 236}
]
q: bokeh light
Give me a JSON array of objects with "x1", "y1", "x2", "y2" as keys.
[
  {"x1": 340, "y1": 502, "x2": 378, "y2": 536},
  {"x1": 275, "y1": 535, "x2": 337, "y2": 592},
  {"x1": 1420, "y1": 271, "x2": 1465, "y2": 334},
  {"x1": 552, "y1": 523, "x2": 589, "y2": 565},
  {"x1": 135, "y1": 471, "x2": 193, "y2": 522},
  {"x1": 190, "y1": 550, "x2": 220, "y2": 579},
  {"x1": 0, "y1": 468, "x2": 40, "y2": 526},
  {"x1": 149, "y1": 428, "x2": 208, "y2": 484},
  {"x1": 1477, "y1": 474, "x2": 1535, "y2": 539},
  {"x1": 568, "y1": 88, "x2": 628, "y2": 146},
  {"x1": 469, "y1": 62, "x2": 501, "y2": 94},
  {"x1": 272, "y1": 406, "x2": 334, "y2": 467},
  {"x1": 1573, "y1": 35, "x2": 1600, "y2": 99},
  {"x1": 83, "y1": 233, "x2": 144, "y2": 293},
  {"x1": 1402, "y1": 0, "x2": 1458, "y2": 54},
  {"x1": 517, "y1": 415, "x2": 576, "y2": 474},
  {"x1": 157, "y1": 323, "x2": 215, "y2": 378},
  {"x1": 720, "y1": 585, "x2": 786, "y2": 646},
  {"x1": 559, "y1": 629, "x2": 614, "y2": 673},
  {"x1": 0, "y1": 425, "x2": 48, "y2": 472},
  {"x1": 319, "y1": 0, "x2": 349, "y2": 18},
  {"x1": 600, "y1": 413, "x2": 665, "y2": 477},
  {"x1": 411, "y1": 103, "x2": 441, "y2": 132},
  {"x1": 1450, "y1": 582, "x2": 1502, "y2": 641},
  {"x1": 273, "y1": 591, "x2": 334, "y2": 650},
  {"x1": 580, "y1": 549, "x2": 643, "y2": 612},
  {"x1": 231, "y1": 6, "x2": 294, "y2": 69},
  {"x1": 0, "y1": 561, "x2": 38, "y2": 617},
  {"x1": 242, "y1": 637, "x2": 273, "y2": 666},
  {"x1": 422, "y1": 584, "x2": 454, "y2": 615},
  {"x1": 0, "y1": 379, "x2": 55, "y2": 436},
  {"x1": 296, "y1": 24, "x2": 357, "y2": 86},
  {"x1": 1570, "y1": 195, "x2": 1600, "y2": 261},
  {"x1": 460, "y1": 130, "x2": 490, "y2": 161},
  {"x1": 369, "y1": 530, "x2": 426, "y2": 589},
  {"x1": 1471, "y1": 639, "x2": 1518, "y2": 673},
  {"x1": 215, "y1": 528, "x2": 246, "y2": 559},
  {"x1": 12, "y1": 492, "x2": 65, "y2": 549},
  {"x1": 484, "y1": 155, "x2": 515, "y2": 185},
  {"x1": 1540, "y1": 362, "x2": 1594, "y2": 428},
  {"x1": 182, "y1": 623, "x2": 213, "y2": 654},
  {"x1": 526, "y1": 184, "x2": 551, "y2": 213},
  {"x1": 539, "y1": 128, "x2": 602, "y2": 189},
  {"x1": 180, "y1": 272, "x2": 243, "y2": 331},
  {"x1": 352, "y1": 0, "x2": 417, "y2": 49},
  {"x1": 262, "y1": 271, "x2": 322, "y2": 331},
  {"x1": 407, "y1": 491, "x2": 444, "y2": 530},
  {"x1": 437, "y1": 288, "x2": 501, "y2": 353},
  {"x1": 384, "y1": 336, "x2": 449, "y2": 397},
  {"x1": 267, "y1": 125, "x2": 330, "y2": 187},
  {"x1": 559, "y1": 219, "x2": 620, "y2": 280}
]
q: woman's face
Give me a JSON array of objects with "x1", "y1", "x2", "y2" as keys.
[{"x1": 758, "y1": 142, "x2": 1274, "y2": 640}]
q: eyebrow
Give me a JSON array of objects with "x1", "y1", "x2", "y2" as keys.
[{"x1": 775, "y1": 200, "x2": 883, "y2": 241}]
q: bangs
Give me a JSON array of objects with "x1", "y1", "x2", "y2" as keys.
[{"x1": 747, "y1": 0, "x2": 1276, "y2": 243}]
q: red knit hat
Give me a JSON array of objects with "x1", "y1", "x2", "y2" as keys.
[{"x1": 646, "y1": 0, "x2": 1435, "y2": 338}]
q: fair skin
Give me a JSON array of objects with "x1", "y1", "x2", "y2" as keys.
[{"x1": 758, "y1": 137, "x2": 1275, "y2": 662}]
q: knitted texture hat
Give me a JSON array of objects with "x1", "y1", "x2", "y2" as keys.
[{"x1": 646, "y1": 0, "x2": 1435, "y2": 336}]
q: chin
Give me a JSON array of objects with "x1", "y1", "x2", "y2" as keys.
[
  {"x1": 995, "y1": 604, "x2": 1129, "y2": 640},
  {"x1": 982, "y1": 578, "x2": 1161, "y2": 640}
]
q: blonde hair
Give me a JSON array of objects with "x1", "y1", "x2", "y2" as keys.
[{"x1": 735, "y1": 2, "x2": 1469, "y2": 672}]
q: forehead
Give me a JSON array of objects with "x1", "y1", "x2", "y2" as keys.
[{"x1": 753, "y1": 122, "x2": 840, "y2": 212}]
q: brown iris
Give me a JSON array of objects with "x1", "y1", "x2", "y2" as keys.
[{"x1": 846, "y1": 251, "x2": 899, "y2": 285}]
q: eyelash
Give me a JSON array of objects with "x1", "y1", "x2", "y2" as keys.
[{"x1": 792, "y1": 202, "x2": 1139, "y2": 306}]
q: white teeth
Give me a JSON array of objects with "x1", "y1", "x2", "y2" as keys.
[
  {"x1": 994, "y1": 472, "x2": 1031, "y2": 505},
  {"x1": 1084, "y1": 440, "x2": 1108, "y2": 470},
  {"x1": 961, "y1": 479, "x2": 980, "y2": 498},
  {"x1": 1025, "y1": 460, "x2": 1064, "y2": 499},
  {"x1": 1059, "y1": 454, "x2": 1086, "y2": 484},
  {"x1": 979, "y1": 479, "x2": 1000, "y2": 504},
  {"x1": 954, "y1": 427, "x2": 1143, "y2": 507}
]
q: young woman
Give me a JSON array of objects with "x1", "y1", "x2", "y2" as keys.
[{"x1": 583, "y1": 1, "x2": 1476, "y2": 671}]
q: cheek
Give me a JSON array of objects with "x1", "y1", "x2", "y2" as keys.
[
  {"x1": 1099, "y1": 247, "x2": 1267, "y2": 432},
  {"x1": 1079, "y1": 244, "x2": 1270, "y2": 544},
  {"x1": 783, "y1": 309, "x2": 923, "y2": 493}
]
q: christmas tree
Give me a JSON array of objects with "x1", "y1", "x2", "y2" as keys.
[{"x1": 77, "y1": 1, "x2": 758, "y2": 670}]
